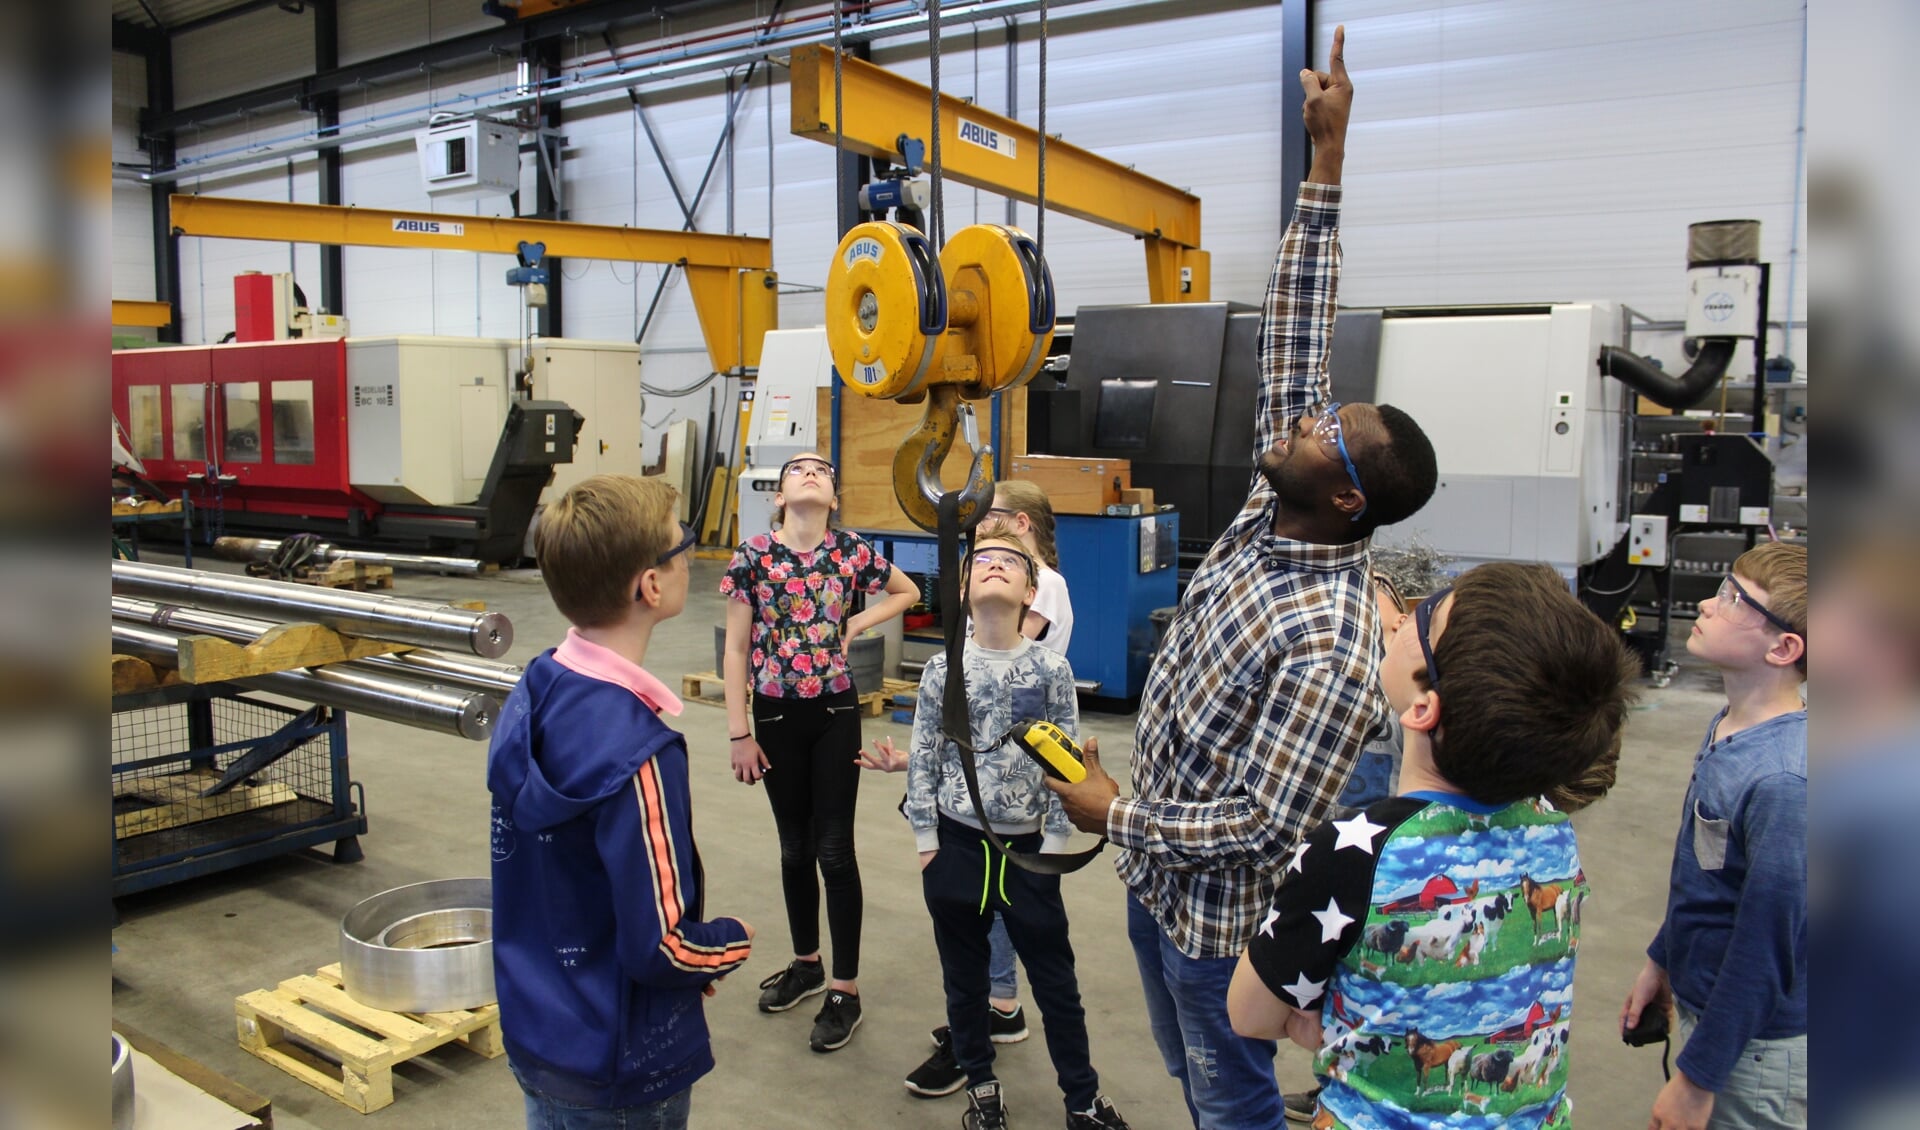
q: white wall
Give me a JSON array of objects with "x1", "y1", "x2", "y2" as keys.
[
  {"x1": 114, "y1": 0, "x2": 1809, "y2": 448},
  {"x1": 112, "y1": 52, "x2": 154, "y2": 309}
]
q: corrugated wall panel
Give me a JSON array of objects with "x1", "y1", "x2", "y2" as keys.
[
  {"x1": 172, "y1": 4, "x2": 314, "y2": 108},
  {"x1": 114, "y1": 52, "x2": 155, "y2": 304},
  {"x1": 1324, "y1": 0, "x2": 1806, "y2": 327}
]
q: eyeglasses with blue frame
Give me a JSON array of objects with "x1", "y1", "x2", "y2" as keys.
[
  {"x1": 655, "y1": 521, "x2": 697, "y2": 568},
  {"x1": 1306, "y1": 402, "x2": 1367, "y2": 522},
  {"x1": 1415, "y1": 585, "x2": 1452, "y2": 691}
]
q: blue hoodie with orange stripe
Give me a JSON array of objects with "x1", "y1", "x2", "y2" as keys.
[{"x1": 488, "y1": 638, "x2": 752, "y2": 1109}]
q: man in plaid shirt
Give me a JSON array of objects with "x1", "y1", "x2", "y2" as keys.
[{"x1": 1051, "y1": 28, "x2": 1438, "y2": 1129}]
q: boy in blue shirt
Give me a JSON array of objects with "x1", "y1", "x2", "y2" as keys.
[
  {"x1": 1623, "y1": 541, "x2": 1808, "y2": 1130},
  {"x1": 489, "y1": 474, "x2": 755, "y2": 1129}
]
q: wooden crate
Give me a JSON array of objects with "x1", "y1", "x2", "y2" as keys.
[
  {"x1": 1005, "y1": 455, "x2": 1130, "y2": 514},
  {"x1": 679, "y1": 671, "x2": 915, "y2": 718},
  {"x1": 235, "y1": 963, "x2": 501, "y2": 1114}
]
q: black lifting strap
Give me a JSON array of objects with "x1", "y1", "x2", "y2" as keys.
[{"x1": 936, "y1": 489, "x2": 1105, "y2": 876}]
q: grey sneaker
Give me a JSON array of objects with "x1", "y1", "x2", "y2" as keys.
[
  {"x1": 904, "y1": 1027, "x2": 965, "y2": 1097},
  {"x1": 1283, "y1": 1086, "x2": 1322, "y2": 1123},
  {"x1": 756, "y1": 958, "x2": 826, "y2": 1013},
  {"x1": 1066, "y1": 1095, "x2": 1131, "y2": 1129},
  {"x1": 809, "y1": 989, "x2": 863, "y2": 1052},
  {"x1": 988, "y1": 1003, "x2": 1030, "y2": 1044},
  {"x1": 963, "y1": 1081, "x2": 1009, "y2": 1130}
]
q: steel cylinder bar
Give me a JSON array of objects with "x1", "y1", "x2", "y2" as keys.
[
  {"x1": 111, "y1": 597, "x2": 525, "y2": 695},
  {"x1": 112, "y1": 623, "x2": 499, "y2": 741},
  {"x1": 111, "y1": 560, "x2": 512, "y2": 658},
  {"x1": 212, "y1": 536, "x2": 488, "y2": 577}
]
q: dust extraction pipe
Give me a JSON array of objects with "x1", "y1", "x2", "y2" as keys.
[
  {"x1": 111, "y1": 560, "x2": 512, "y2": 658},
  {"x1": 111, "y1": 623, "x2": 499, "y2": 740},
  {"x1": 111, "y1": 597, "x2": 524, "y2": 695},
  {"x1": 1597, "y1": 219, "x2": 1763, "y2": 411}
]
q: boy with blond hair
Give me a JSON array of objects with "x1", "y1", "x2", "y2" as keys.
[
  {"x1": 489, "y1": 474, "x2": 754, "y2": 1130},
  {"x1": 1623, "y1": 541, "x2": 1807, "y2": 1130},
  {"x1": 875, "y1": 534, "x2": 1130, "y2": 1130}
]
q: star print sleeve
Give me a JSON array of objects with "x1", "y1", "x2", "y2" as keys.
[{"x1": 1244, "y1": 805, "x2": 1395, "y2": 1013}]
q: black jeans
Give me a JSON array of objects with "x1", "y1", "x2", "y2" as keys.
[
  {"x1": 753, "y1": 689, "x2": 864, "y2": 981},
  {"x1": 923, "y1": 814, "x2": 1099, "y2": 1112}
]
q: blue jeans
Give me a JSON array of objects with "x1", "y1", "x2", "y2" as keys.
[
  {"x1": 1127, "y1": 896, "x2": 1283, "y2": 1130},
  {"x1": 988, "y1": 913, "x2": 1019, "y2": 1000},
  {"x1": 514, "y1": 1065, "x2": 692, "y2": 1130}
]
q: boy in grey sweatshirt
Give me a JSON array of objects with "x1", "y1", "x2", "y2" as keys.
[{"x1": 892, "y1": 535, "x2": 1129, "y2": 1130}]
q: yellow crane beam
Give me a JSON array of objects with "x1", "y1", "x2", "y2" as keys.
[
  {"x1": 113, "y1": 300, "x2": 173, "y2": 328},
  {"x1": 789, "y1": 44, "x2": 1209, "y2": 303},
  {"x1": 168, "y1": 195, "x2": 776, "y2": 372}
]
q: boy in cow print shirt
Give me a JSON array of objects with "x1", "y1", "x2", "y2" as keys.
[{"x1": 1227, "y1": 563, "x2": 1637, "y2": 1129}]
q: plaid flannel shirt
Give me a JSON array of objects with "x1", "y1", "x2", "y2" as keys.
[{"x1": 1108, "y1": 182, "x2": 1389, "y2": 959}]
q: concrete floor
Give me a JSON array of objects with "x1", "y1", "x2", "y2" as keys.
[{"x1": 112, "y1": 555, "x2": 1723, "y2": 1129}]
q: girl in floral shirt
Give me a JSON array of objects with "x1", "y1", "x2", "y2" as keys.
[{"x1": 720, "y1": 452, "x2": 918, "y2": 1052}]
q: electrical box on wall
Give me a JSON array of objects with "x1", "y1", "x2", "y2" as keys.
[
  {"x1": 417, "y1": 119, "x2": 520, "y2": 200},
  {"x1": 1628, "y1": 514, "x2": 1669, "y2": 567}
]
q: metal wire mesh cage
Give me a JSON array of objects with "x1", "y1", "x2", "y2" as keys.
[{"x1": 112, "y1": 690, "x2": 363, "y2": 894}]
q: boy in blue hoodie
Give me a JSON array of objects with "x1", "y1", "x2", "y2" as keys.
[{"x1": 489, "y1": 474, "x2": 754, "y2": 1130}]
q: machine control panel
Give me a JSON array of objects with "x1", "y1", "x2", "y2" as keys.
[
  {"x1": 1628, "y1": 514, "x2": 1669, "y2": 567},
  {"x1": 1544, "y1": 390, "x2": 1576, "y2": 472}
]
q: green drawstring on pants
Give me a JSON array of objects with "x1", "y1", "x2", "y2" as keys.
[
  {"x1": 977, "y1": 838, "x2": 1013, "y2": 914},
  {"x1": 978, "y1": 841, "x2": 992, "y2": 914}
]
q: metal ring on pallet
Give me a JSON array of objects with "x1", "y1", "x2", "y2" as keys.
[
  {"x1": 339, "y1": 878, "x2": 495, "y2": 1014},
  {"x1": 112, "y1": 1033, "x2": 135, "y2": 1130},
  {"x1": 826, "y1": 221, "x2": 946, "y2": 400}
]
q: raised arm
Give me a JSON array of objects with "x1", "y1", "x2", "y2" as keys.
[{"x1": 1255, "y1": 25, "x2": 1353, "y2": 456}]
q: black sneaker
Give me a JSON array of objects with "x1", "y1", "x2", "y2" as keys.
[
  {"x1": 963, "y1": 1081, "x2": 1009, "y2": 1130},
  {"x1": 756, "y1": 959, "x2": 826, "y2": 1013},
  {"x1": 809, "y1": 989, "x2": 863, "y2": 1052},
  {"x1": 904, "y1": 1027, "x2": 966, "y2": 1097},
  {"x1": 1282, "y1": 1086, "x2": 1322, "y2": 1124},
  {"x1": 989, "y1": 1003, "x2": 1030, "y2": 1044},
  {"x1": 1065, "y1": 1095, "x2": 1131, "y2": 1130}
]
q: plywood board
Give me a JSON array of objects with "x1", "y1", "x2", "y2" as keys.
[{"x1": 822, "y1": 387, "x2": 1029, "y2": 533}]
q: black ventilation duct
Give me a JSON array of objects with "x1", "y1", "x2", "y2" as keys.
[{"x1": 1597, "y1": 339, "x2": 1738, "y2": 411}]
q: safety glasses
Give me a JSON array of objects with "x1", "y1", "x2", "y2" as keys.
[
  {"x1": 1306, "y1": 402, "x2": 1367, "y2": 521},
  {"x1": 1715, "y1": 574, "x2": 1799, "y2": 636},
  {"x1": 655, "y1": 521, "x2": 697, "y2": 568},
  {"x1": 1371, "y1": 573, "x2": 1408, "y2": 616},
  {"x1": 1415, "y1": 585, "x2": 1452, "y2": 691},
  {"x1": 967, "y1": 546, "x2": 1034, "y2": 578},
  {"x1": 780, "y1": 457, "x2": 837, "y2": 484}
]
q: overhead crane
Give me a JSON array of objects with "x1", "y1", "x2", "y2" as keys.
[{"x1": 165, "y1": 195, "x2": 777, "y2": 375}]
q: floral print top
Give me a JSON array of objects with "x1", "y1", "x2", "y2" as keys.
[{"x1": 720, "y1": 529, "x2": 895, "y2": 698}]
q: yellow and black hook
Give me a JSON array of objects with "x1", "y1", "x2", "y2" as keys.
[{"x1": 893, "y1": 383, "x2": 994, "y2": 534}]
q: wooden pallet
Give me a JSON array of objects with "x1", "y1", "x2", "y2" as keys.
[
  {"x1": 679, "y1": 671, "x2": 916, "y2": 718},
  {"x1": 114, "y1": 768, "x2": 299, "y2": 839},
  {"x1": 112, "y1": 498, "x2": 184, "y2": 516},
  {"x1": 297, "y1": 559, "x2": 395, "y2": 591},
  {"x1": 235, "y1": 962, "x2": 502, "y2": 1114}
]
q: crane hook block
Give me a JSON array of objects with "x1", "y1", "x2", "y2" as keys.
[
  {"x1": 826, "y1": 221, "x2": 947, "y2": 400},
  {"x1": 936, "y1": 224, "x2": 1057, "y2": 395}
]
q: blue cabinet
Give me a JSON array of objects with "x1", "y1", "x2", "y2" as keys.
[{"x1": 861, "y1": 509, "x2": 1178, "y2": 708}]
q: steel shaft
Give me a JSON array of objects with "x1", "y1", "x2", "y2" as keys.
[
  {"x1": 111, "y1": 623, "x2": 499, "y2": 740},
  {"x1": 111, "y1": 597, "x2": 524, "y2": 695},
  {"x1": 111, "y1": 560, "x2": 512, "y2": 658},
  {"x1": 212, "y1": 536, "x2": 487, "y2": 577}
]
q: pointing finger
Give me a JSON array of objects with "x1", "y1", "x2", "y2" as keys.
[{"x1": 1329, "y1": 25, "x2": 1349, "y2": 84}]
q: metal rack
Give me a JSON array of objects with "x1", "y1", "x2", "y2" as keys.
[{"x1": 112, "y1": 683, "x2": 365, "y2": 897}]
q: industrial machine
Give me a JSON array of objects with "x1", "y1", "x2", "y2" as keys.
[
  {"x1": 737, "y1": 327, "x2": 837, "y2": 536},
  {"x1": 110, "y1": 329, "x2": 637, "y2": 562}
]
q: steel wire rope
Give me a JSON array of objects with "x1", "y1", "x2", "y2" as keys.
[{"x1": 929, "y1": 0, "x2": 944, "y2": 249}]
